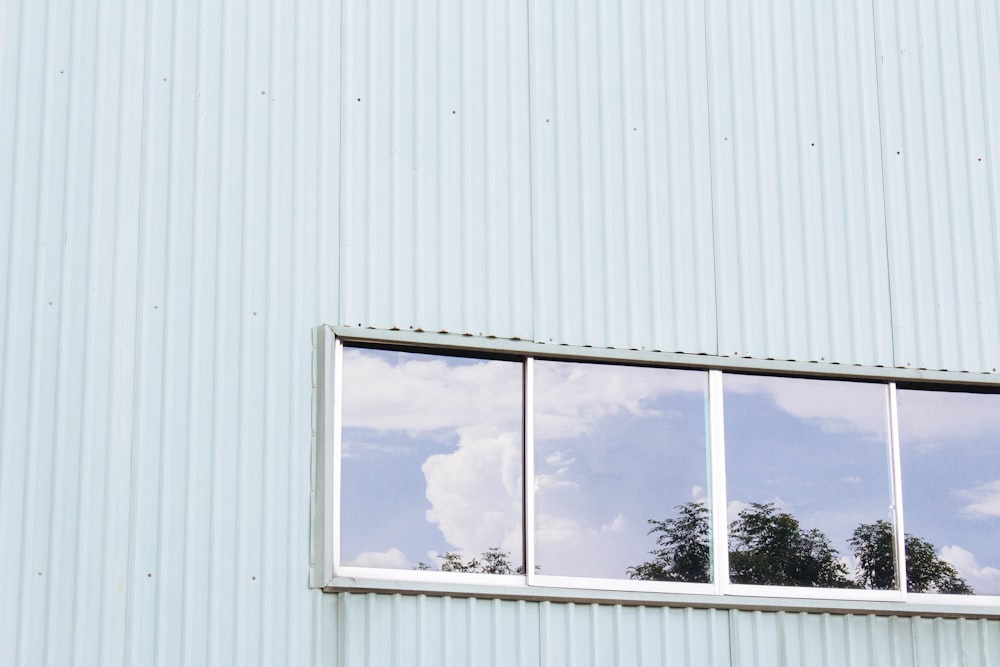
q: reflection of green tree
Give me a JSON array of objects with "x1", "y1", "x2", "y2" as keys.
[
  {"x1": 630, "y1": 502, "x2": 974, "y2": 593},
  {"x1": 416, "y1": 547, "x2": 521, "y2": 574},
  {"x1": 850, "y1": 520, "x2": 973, "y2": 594},
  {"x1": 625, "y1": 502, "x2": 710, "y2": 583},
  {"x1": 730, "y1": 502, "x2": 852, "y2": 587}
]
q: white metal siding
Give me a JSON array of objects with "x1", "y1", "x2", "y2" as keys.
[
  {"x1": 338, "y1": 0, "x2": 534, "y2": 339},
  {"x1": 708, "y1": 0, "x2": 894, "y2": 367},
  {"x1": 529, "y1": 0, "x2": 718, "y2": 353},
  {"x1": 2, "y1": 1, "x2": 999, "y2": 666},
  {"x1": 875, "y1": 0, "x2": 1000, "y2": 373}
]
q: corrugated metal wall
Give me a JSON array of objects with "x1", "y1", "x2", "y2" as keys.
[
  {"x1": 875, "y1": 0, "x2": 1000, "y2": 373},
  {"x1": 335, "y1": 594, "x2": 732, "y2": 667},
  {"x1": 338, "y1": 0, "x2": 534, "y2": 338},
  {"x1": 528, "y1": 0, "x2": 718, "y2": 352},
  {"x1": 708, "y1": 0, "x2": 894, "y2": 367},
  {"x1": 1, "y1": 0, "x2": 998, "y2": 665},
  {"x1": 1, "y1": 0, "x2": 338, "y2": 663},
  {"x1": 727, "y1": 611, "x2": 1000, "y2": 667}
]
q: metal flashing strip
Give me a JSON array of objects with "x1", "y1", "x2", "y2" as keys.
[
  {"x1": 329, "y1": 326, "x2": 1000, "y2": 388},
  {"x1": 323, "y1": 577, "x2": 1000, "y2": 620}
]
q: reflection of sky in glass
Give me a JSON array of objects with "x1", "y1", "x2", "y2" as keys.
[
  {"x1": 340, "y1": 347, "x2": 522, "y2": 571},
  {"x1": 898, "y1": 389, "x2": 1000, "y2": 595},
  {"x1": 533, "y1": 361, "x2": 709, "y2": 579},
  {"x1": 724, "y1": 374, "x2": 893, "y2": 584}
]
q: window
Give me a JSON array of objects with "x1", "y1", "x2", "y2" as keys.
[
  {"x1": 339, "y1": 345, "x2": 523, "y2": 574},
  {"x1": 897, "y1": 387, "x2": 1000, "y2": 596},
  {"x1": 533, "y1": 361, "x2": 709, "y2": 587},
  {"x1": 313, "y1": 328, "x2": 1000, "y2": 608},
  {"x1": 723, "y1": 375, "x2": 896, "y2": 591}
]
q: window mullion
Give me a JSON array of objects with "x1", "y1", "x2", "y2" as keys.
[
  {"x1": 524, "y1": 356, "x2": 536, "y2": 585},
  {"x1": 708, "y1": 369, "x2": 730, "y2": 594},
  {"x1": 888, "y1": 382, "x2": 908, "y2": 594},
  {"x1": 328, "y1": 332, "x2": 343, "y2": 582}
]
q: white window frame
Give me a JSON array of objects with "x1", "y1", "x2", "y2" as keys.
[{"x1": 312, "y1": 326, "x2": 1000, "y2": 616}]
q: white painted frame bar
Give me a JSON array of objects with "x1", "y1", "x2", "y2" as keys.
[
  {"x1": 708, "y1": 370, "x2": 730, "y2": 595},
  {"x1": 524, "y1": 357, "x2": 536, "y2": 585},
  {"x1": 330, "y1": 336, "x2": 344, "y2": 577},
  {"x1": 888, "y1": 383, "x2": 908, "y2": 595},
  {"x1": 309, "y1": 327, "x2": 338, "y2": 587}
]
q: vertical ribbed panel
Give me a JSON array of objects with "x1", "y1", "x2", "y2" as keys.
[
  {"x1": 875, "y1": 0, "x2": 1000, "y2": 373},
  {"x1": 337, "y1": 593, "x2": 542, "y2": 667},
  {"x1": 529, "y1": 0, "x2": 718, "y2": 353},
  {"x1": 537, "y1": 603, "x2": 731, "y2": 667},
  {"x1": 338, "y1": 0, "x2": 533, "y2": 339},
  {"x1": 335, "y1": 594, "x2": 732, "y2": 667},
  {"x1": 3, "y1": 1, "x2": 1000, "y2": 666},
  {"x1": 0, "y1": 0, "x2": 340, "y2": 664},
  {"x1": 729, "y1": 610, "x2": 1000, "y2": 667},
  {"x1": 729, "y1": 611, "x2": 904, "y2": 666},
  {"x1": 910, "y1": 616, "x2": 1000, "y2": 667},
  {"x1": 707, "y1": 0, "x2": 893, "y2": 366}
]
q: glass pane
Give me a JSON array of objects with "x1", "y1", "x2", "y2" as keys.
[
  {"x1": 533, "y1": 361, "x2": 710, "y2": 581},
  {"x1": 340, "y1": 346, "x2": 523, "y2": 574},
  {"x1": 724, "y1": 374, "x2": 894, "y2": 589},
  {"x1": 898, "y1": 388, "x2": 1000, "y2": 595}
]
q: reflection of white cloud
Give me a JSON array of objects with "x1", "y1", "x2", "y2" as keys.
[
  {"x1": 536, "y1": 449, "x2": 578, "y2": 490},
  {"x1": 727, "y1": 500, "x2": 749, "y2": 523},
  {"x1": 422, "y1": 425, "x2": 521, "y2": 557},
  {"x1": 535, "y1": 473, "x2": 577, "y2": 491},
  {"x1": 341, "y1": 439, "x2": 412, "y2": 459},
  {"x1": 898, "y1": 390, "x2": 1000, "y2": 445},
  {"x1": 958, "y1": 480, "x2": 1000, "y2": 518},
  {"x1": 346, "y1": 547, "x2": 410, "y2": 569},
  {"x1": 546, "y1": 451, "x2": 575, "y2": 466},
  {"x1": 724, "y1": 374, "x2": 888, "y2": 438},
  {"x1": 342, "y1": 349, "x2": 521, "y2": 433},
  {"x1": 691, "y1": 485, "x2": 706, "y2": 502},
  {"x1": 940, "y1": 545, "x2": 1000, "y2": 595},
  {"x1": 535, "y1": 512, "x2": 639, "y2": 577},
  {"x1": 534, "y1": 361, "x2": 704, "y2": 440},
  {"x1": 535, "y1": 513, "x2": 581, "y2": 544},
  {"x1": 601, "y1": 514, "x2": 627, "y2": 534},
  {"x1": 840, "y1": 556, "x2": 857, "y2": 581}
]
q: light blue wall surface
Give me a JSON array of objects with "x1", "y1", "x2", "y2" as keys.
[{"x1": 1, "y1": 0, "x2": 998, "y2": 665}]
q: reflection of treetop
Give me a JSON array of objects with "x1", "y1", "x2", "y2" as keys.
[
  {"x1": 849, "y1": 520, "x2": 972, "y2": 594},
  {"x1": 629, "y1": 501, "x2": 973, "y2": 593},
  {"x1": 626, "y1": 502, "x2": 711, "y2": 583},
  {"x1": 416, "y1": 547, "x2": 525, "y2": 575}
]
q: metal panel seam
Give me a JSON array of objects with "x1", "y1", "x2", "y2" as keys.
[
  {"x1": 336, "y1": 0, "x2": 346, "y2": 328},
  {"x1": 525, "y1": 0, "x2": 537, "y2": 346},
  {"x1": 869, "y1": 0, "x2": 898, "y2": 370},
  {"x1": 703, "y1": 0, "x2": 722, "y2": 360}
]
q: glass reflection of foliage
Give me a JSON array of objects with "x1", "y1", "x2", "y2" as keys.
[
  {"x1": 729, "y1": 503, "x2": 852, "y2": 588},
  {"x1": 415, "y1": 547, "x2": 521, "y2": 575},
  {"x1": 850, "y1": 520, "x2": 973, "y2": 594},
  {"x1": 628, "y1": 502, "x2": 851, "y2": 587},
  {"x1": 630, "y1": 503, "x2": 973, "y2": 592},
  {"x1": 626, "y1": 502, "x2": 711, "y2": 583}
]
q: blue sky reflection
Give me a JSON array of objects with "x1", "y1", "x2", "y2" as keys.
[
  {"x1": 898, "y1": 389, "x2": 1000, "y2": 595},
  {"x1": 340, "y1": 347, "x2": 523, "y2": 571},
  {"x1": 533, "y1": 361, "x2": 709, "y2": 579},
  {"x1": 724, "y1": 374, "x2": 894, "y2": 584}
]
